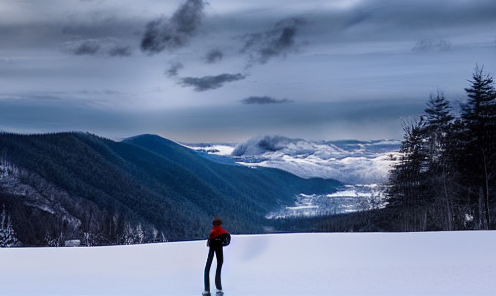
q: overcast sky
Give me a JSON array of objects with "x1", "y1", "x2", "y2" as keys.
[{"x1": 1, "y1": 0, "x2": 495, "y2": 143}]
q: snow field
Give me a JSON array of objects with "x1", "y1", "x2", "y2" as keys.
[{"x1": 1, "y1": 231, "x2": 495, "y2": 296}]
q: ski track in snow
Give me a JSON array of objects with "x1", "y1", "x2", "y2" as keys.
[{"x1": 1, "y1": 231, "x2": 495, "y2": 296}]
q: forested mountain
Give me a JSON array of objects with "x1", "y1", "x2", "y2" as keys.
[{"x1": 0, "y1": 132, "x2": 340, "y2": 247}]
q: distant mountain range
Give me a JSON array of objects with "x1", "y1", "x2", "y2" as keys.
[
  {"x1": 0, "y1": 132, "x2": 340, "y2": 247},
  {"x1": 183, "y1": 135, "x2": 400, "y2": 218},
  {"x1": 186, "y1": 135, "x2": 401, "y2": 184}
]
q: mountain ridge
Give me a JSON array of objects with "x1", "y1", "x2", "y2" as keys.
[{"x1": 0, "y1": 132, "x2": 340, "y2": 246}]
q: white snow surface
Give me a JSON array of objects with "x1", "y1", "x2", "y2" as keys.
[{"x1": 1, "y1": 231, "x2": 495, "y2": 296}]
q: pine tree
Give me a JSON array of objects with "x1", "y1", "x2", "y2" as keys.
[
  {"x1": 463, "y1": 66, "x2": 496, "y2": 127},
  {"x1": 423, "y1": 91, "x2": 454, "y2": 168},
  {"x1": 459, "y1": 66, "x2": 496, "y2": 229},
  {"x1": 387, "y1": 118, "x2": 431, "y2": 231},
  {"x1": 424, "y1": 91, "x2": 454, "y2": 130},
  {"x1": 422, "y1": 92, "x2": 458, "y2": 230}
]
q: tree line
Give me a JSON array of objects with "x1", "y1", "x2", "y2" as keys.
[
  {"x1": 269, "y1": 66, "x2": 496, "y2": 234},
  {"x1": 386, "y1": 66, "x2": 496, "y2": 231}
]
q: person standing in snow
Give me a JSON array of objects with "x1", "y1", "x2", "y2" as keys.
[{"x1": 203, "y1": 217, "x2": 230, "y2": 296}]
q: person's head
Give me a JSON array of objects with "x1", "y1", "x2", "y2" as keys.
[{"x1": 212, "y1": 217, "x2": 222, "y2": 226}]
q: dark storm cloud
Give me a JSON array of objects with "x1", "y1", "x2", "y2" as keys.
[
  {"x1": 140, "y1": 0, "x2": 205, "y2": 54},
  {"x1": 412, "y1": 39, "x2": 451, "y2": 52},
  {"x1": 204, "y1": 49, "x2": 223, "y2": 64},
  {"x1": 166, "y1": 61, "x2": 184, "y2": 77},
  {"x1": 61, "y1": 39, "x2": 133, "y2": 57},
  {"x1": 108, "y1": 45, "x2": 133, "y2": 57},
  {"x1": 179, "y1": 73, "x2": 246, "y2": 91},
  {"x1": 240, "y1": 17, "x2": 306, "y2": 66},
  {"x1": 70, "y1": 39, "x2": 100, "y2": 55},
  {"x1": 241, "y1": 96, "x2": 293, "y2": 105}
]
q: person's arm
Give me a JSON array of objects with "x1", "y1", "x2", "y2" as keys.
[{"x1": 206, "y1": 228, "x2": 214, "y2": 247}]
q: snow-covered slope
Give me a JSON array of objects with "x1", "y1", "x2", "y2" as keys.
[
  {"x1": 1, "y1": 231, "x2": 494, "y2": 296},
  {"x1": 187, "y1": 135, "x2": 400, "y2": 184}
]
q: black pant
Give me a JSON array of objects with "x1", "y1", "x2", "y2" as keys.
[{"x1": 204, "y1": 245, "x2": 223, "y2": 292}]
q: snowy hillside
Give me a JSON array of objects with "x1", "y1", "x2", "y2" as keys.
[{"x1": 1, "y1": 231, "x2": 495, "y2": 296}]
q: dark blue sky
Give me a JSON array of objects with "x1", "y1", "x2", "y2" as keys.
[{"x1": 1, "y1": 0, "x2": 495, "y2": 142}]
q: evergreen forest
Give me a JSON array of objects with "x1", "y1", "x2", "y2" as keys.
[{"x1": 386, "y1": 66, "x2": 496, "y2": 231}]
